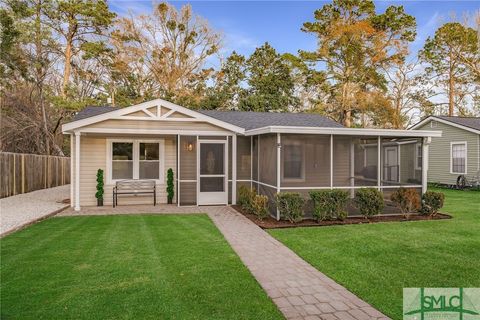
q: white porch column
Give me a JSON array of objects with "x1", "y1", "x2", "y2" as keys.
[
  {"x1": 232, "y1": 135, "x2": 237, "y2": 205},
  {"x1": 377, "y1": 136, "x2": 381, "y2": 191},
  {"x1": 177, "y1": 134, "x2": 180, "y2": 207},
  {"x1": 276, "y1": 133, "x2": 281, "y2": 221},
  {"x1": 70, "y1": 134, "x2": 74, "y2": 207},
  {"x1": 330, "y1": 134, "x2": 333, "y2": 189},
  {"x1": 350, "y1": 139, "x2": 355, "y2": 198},
  {"x1": 422, "y1": 137, "x2": 431, "y2": 194},
  {"x1": 74, "y1": 131, "x2": 81, "y2": 211}
]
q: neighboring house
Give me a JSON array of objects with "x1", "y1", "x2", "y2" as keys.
[
  {"x1": 410, "y1": 116, "x2": 480, "y2": 186},
  {"x1": 62, "y1": 99, "x2": 440, "y2": 218}
]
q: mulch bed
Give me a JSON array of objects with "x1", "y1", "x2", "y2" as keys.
[{"x1": 232, "y1": 205, "x2": 451, "y2": 229}]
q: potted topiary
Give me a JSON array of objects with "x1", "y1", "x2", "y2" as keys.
[
  {"x1": 166, "y1": 168, "x2": 174, "y2": 204},
  {"x1": 95, "y1": 169, "x2": 104, "y2": 206}
]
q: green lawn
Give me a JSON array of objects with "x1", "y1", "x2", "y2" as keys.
[
  {"x1": 269, "y1": 188, "x2": 480, "y2": 320},
  {"x1": 1, "y1": 214, "x2": 283, "y2": 320}
]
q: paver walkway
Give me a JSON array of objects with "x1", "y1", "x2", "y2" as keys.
[
  {"x1": 61, "y1": 204, "x2": 389, "y2": 320},
  {"x1": 207, "y1": 207, "x2": 389, "y2": 320},
  {"x1": 0, "y1": 185, "x2": 70, "y2": 236}
]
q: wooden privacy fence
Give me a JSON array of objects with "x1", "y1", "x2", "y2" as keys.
[{"x1": 0, "y1": 152, "x2": 70, "y2": 198}]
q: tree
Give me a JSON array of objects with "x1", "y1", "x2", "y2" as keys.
[
  {"x1": 420, "y1": 22, "x2": 479, "y2": 116},
  {"x1": 113, "y1": 2, "x2": 221, "y2": 104},
  {"x1": 300, "y1": 0, "x2": 416, "y2": 127},
  {"x1": 203, "y1": 51, "x2": 246, "y2": 110},
  {"x1": 239, "y1": 42, "x2": 297, "y2": 112},
  {"x1": 44, "y1": 0, "x2": 115, "y2": 97},
  {"x1": 383, "y1": 60, "x2": 426, "y2": 128}
]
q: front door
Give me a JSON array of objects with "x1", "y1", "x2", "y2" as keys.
[{"x1": 198, "y1": 141, "x2": 227, "y2": 205}]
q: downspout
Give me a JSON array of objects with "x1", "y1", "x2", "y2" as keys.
[
  {"x1": 276, "y1": 133, "x2": 281, "y2": 221},
  {"x1": 422, "y1": 137, "x2": 431, "y2": 194},
  {"x1": 74, "y1": 131, "x2": 81, "y2": 211}
]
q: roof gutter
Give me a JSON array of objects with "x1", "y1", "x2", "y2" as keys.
[{"x1": 244, "y1": 126, "x2": 442, "y2": 137}]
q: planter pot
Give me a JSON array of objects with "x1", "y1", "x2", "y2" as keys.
[
  {"x1": 167, "y1": 198, "x2": 173, "y2": 205},
  {"x1": 97, "y1": 198, "x2": 103, "y2": 207}
]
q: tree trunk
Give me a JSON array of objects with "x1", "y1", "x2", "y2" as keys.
[
  {"x1": 448, "y1": 50, "x2": 455, "y2": 116},
  {"x1": 35, "y1": 0, "x2": 50, "y2": 155},
  {"x1": 62, "y1": 39, "x2": 73, "y2": 97}
]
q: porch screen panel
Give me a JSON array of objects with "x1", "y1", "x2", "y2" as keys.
[
  {"x1": 281, "y1": 134, "x2": 330, "y2": 188},
  {"x1": 257, "y1": 184, "x2": 277, "y2": 217},
  {"x1": 258, "y1": 134, "x2": 277, "y2": 187},
  {"x1": 252, "y1": 136, "x2": 258, "y2": 182},
  {"x1": 353, "y1": 138, "x2": 378, "y2": 186},
  {"x1": 381, "y1": 137, "x2": 422, "y2": 186},
  {"x1": 332, "y1": 136, "x2": 351, "y2": 187},
  {"x1": 237, "y1": 136, "x2": 251, "y2": 180},
  {"x1": 179, "y1": 182, "x2": 197, "y2": 206},
  {"x1": 179, "y1": 136, "x2": 197, "y2": 205}
]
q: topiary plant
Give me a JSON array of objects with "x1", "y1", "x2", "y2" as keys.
[
  {"x1": 95, "y1": 169, "x2": 104, "y2": 206},
  {"x1": 355, "y1": 188, "x2": 384, "y2": 218},
  {"x1": 166, "y1": 168, "x2": 174, "y2": 204}
]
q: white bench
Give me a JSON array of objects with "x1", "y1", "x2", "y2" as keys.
[{"x1": 113, "y1": 180, "x2": 156, "y2": 207}]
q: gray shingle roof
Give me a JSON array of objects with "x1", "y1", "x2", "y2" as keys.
[
  {"x1": 70, "y1": 106, "x2": 343, "y2": 130},
  {"x1": 436, "y1": 116, "x2": 480, "y2": 132},
  {"x1": 72, "y1": 106, "x2": 119, "y2": 121},
  {"x1": 198, "y1": 110, "x2": 343, "y2": 130}
]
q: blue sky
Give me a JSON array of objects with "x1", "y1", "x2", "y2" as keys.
[{"x1": 109, "y1": 1, "x2": 479, "y2": 68}]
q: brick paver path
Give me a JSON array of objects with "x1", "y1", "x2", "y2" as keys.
[
  {"x1": 61, "y1": 204, "x2": 389, "y2": 320},
  {"x1": 207, "y1": 206, "x2": 390, "y2": 320}
]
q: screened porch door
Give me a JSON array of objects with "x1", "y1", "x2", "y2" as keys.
[{"x1": 198, "y1": 141, "x2": 227, "y2": 205}]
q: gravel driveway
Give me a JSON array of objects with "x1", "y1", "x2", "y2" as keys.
[{"x1": 0, "y1": 185, "x2": 70, "y2": 236}]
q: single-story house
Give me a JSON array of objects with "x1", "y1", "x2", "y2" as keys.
[
  {"x1": 410, "y1": 116, "x2": 480, "y2": 186},
  {"x1": 62, "y1": 99, "x2": 441, "y2": 219}
]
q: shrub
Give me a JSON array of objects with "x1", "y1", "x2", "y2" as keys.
[
  {"x1": 390, "y1": 188, "x2": 421, "y2": 219},
  {"x1": 355, "y1": 188, "x2": 384, "y2": 218},
  {"x1": 309, "y1": 189, "x2": 349, "y2": 221},
  {"x1": 275, "y1": 192, "x2": 305, "y2": 223},
  {"x1": 238, "y1": 185, "x2": 256, "y2": 213},
  {"x1": 166, "y1": 168, "x2": 174, "y2": 204},
  {"x1": 252, "y1": 195, "x2": 269, "y2": 220},
  {"x1": 95, "y1": 169, "x2": 104, "y2": 200},
  {"x1": 420, "y1": 191, "x2": 445, "y2": 216}
]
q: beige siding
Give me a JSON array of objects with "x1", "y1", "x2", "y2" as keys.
[
  {"x1": 417, "y1": 120, "x2": 480, "y2": 185},
  {"x1": 73, "y1": 135, "x2": 177, "y2": 207},
  {"x1": 84, "y1": 119, "x2": 229, "y2": 132}
]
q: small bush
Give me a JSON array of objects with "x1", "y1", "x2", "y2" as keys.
[
  {"x1": 309, "y1": 189, "x2": 349, "y2": 221},
  {"x1": 390, "y1": 188, "x2": 421, "y2": 219},
  {"x1": 252, "y1": 195, "x2": 269, "y2": 220},
  {"x1": 238, "y1": 185, "x2": 256, "y2": 213},
  {"x1": 275, "y1": 192, "x2": 305, "y2": 223},
  {"x1": 355, "y1": 188, "x2": 384, "y2": 218},
  {"x1": 420, "y1": 191, "x2": 445, "y2": 216}
]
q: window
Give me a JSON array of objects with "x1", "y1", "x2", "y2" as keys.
[
  {"x1": 108, "y1": 140, "x2": 164, "y2": 183},
  {"x1": 415, "y1": 143, "x2": 422, "y2": 170},
  {"x1": 139, "y1": 143, "x2": 160, "y2": 179},
  {"x1": 451, "y1": 142, "x2": 467, "y2": 174},
  {"x1": 112, "y1": 142, "x2": 133, "y2": 179},
  {"x1": 283, "y1": 143, "x2": 304, "y2": 180}
]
